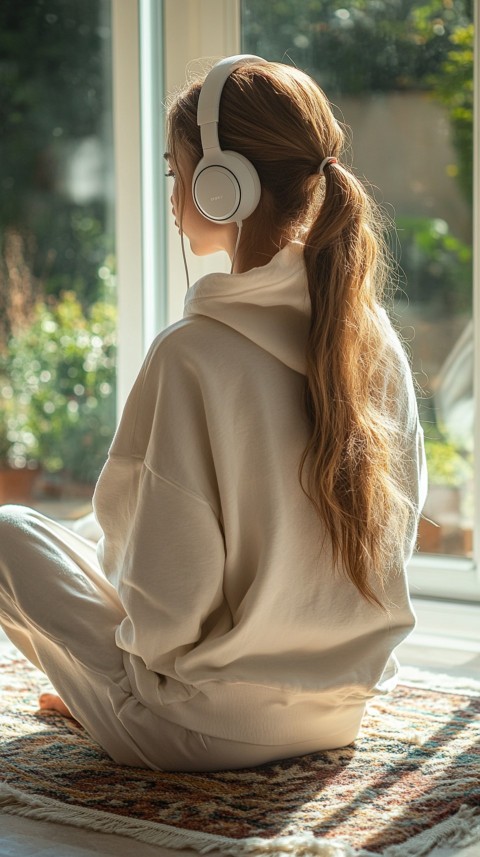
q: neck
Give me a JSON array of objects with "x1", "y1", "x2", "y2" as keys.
[
  {"x1": 232, "y1": 229, "x2": 285, "y2": 274},
  {"x1": 230, "y1": 190, "x2": 286, "y2": 274}
]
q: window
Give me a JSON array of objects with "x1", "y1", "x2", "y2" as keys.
[{"x1": 0, "y1": 0, "x2": 116, "y2": 516}]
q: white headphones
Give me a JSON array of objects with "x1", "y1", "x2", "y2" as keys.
[{"x1": 192, "y1": 54, "x2": 267, "y2": 225}]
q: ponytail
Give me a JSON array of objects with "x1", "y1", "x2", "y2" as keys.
[{"x1": 300, "y1": 162, "x2": 410, "y2": 606}]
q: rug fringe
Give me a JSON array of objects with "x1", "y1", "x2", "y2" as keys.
[
  {"x1": 2, "y1": 783, "x2": 480, "y2": 857},
  {"x1": 377, "y1": 804, "x2": 480, "y2": 857},
  {"x1": 0, "y1": 783, "x2": 358, "y2": 855},
  {"x1": 0, "y1": 783, "x2": 237, "y2": 852}
]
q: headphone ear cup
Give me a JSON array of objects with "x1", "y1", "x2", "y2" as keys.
[{"x1": 192, "y1": 151, "x2": 261, "y2": 224}]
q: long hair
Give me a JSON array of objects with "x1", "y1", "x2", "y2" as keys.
[{"x1": 167, "y1": 62, "x2": 414, "y2": 607}]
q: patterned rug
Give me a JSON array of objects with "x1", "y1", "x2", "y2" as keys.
[{"x1": 1, "y1": 651, "x2": 480, "y2": 857}]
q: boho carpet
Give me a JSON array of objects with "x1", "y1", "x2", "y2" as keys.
[{"x1": 1, "y1": 651, "x2": 480, "y2": 857}]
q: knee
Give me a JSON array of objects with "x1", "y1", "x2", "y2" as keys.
[
  {"x1": 0, "y1": 506, "x2": 41, "y2": 590},
  {"x1": 0, "y1": 504, "x2": 33, "y2": 540}
]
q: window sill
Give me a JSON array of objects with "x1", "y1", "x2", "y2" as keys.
[
  {"x1": 408, "y1": 554, "x2": 480, "y2": 602},
  {"x1": 397, "y1": 597, "x2": 480, "y2": 682},
  {"x1": 409, "y1": 596, "x2": 480, "y2": 647}
]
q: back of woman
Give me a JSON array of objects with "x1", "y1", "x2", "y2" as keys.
[{"x1": 0, "y1": 55, "x2": 427, "y2": 771}]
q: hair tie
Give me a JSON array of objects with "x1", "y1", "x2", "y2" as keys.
[{"x1": 318, "y1": 157, "x2": 338, "y2": 176}]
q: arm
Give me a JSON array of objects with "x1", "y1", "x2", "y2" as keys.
[
  {"x1": 95, "y1": 460, "x2": 226, "y2": 672},
  {"x1": 92, "y1": 322, "x2": 226, "y2": 672}
]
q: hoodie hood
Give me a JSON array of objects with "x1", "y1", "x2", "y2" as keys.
[{"x1": 183, "y1": 243, "x2": 311, "y2": 375}]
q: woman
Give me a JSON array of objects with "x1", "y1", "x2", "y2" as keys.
[{"x1": 0, "y1": 56, "x2": 426, "y2": 771}]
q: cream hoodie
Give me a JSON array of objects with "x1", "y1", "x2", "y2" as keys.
[{"x1": 93, "y1": 244, "x2": 427, "y2": 747}]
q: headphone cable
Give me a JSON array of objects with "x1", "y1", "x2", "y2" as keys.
[
  {"x1": 180, "y1": 229, "x2": 190, "y2": 291},
  {"x1": 231, "y1": 221, "x2": 242, "y2": 274}
]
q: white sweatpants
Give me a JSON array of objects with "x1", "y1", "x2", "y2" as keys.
[{"x1": 0, "y1": 504, "x2": 323, "y2": 771}]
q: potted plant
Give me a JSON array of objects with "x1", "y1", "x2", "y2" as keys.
[
  {"x1": 0, "y1": 291, "x2": 116, "y2": 502},
  {"x1": 0, "y1": 386, "x2": 39, "y2": 504},
  {"x1": 419, "y1": 436, "x2": 473, "y2": 555}
]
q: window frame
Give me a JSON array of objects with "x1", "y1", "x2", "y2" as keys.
[
  {"x1": 112, "y1": 0, "x2": 480, "y2": 603},
  {"x1": 111, "y1": 0, "x2": 143, "y2": 407}
]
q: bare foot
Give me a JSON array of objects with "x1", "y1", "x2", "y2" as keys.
[{"x1": 39, "y1": 692, "x2": 76, "y2": 720}]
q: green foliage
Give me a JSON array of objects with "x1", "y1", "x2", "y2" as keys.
[
  {"x1": 0, "y1": 292, "x2": 116, "y2": 483},
  {"x1": 394, "y1": 216, "x2": 472, "y2": 312},
  {"x1": 0, "y1": 0, "x2": 116, "y2": 485},
  {"x1": 242, "y1": 0, "x2": 472, "y2": 94},
  {"x1": 0, "y1": 401, "x2": 14, "y2": 465},
  {"x1": 410, "y1": 3, "x2": 473, "y2": 201},
  {"x1": 0, "y1": 0, "x2": 113, "y2": 339},
  {"x1": 0, "y1": 390, "x2": 38, "y2": 470},
  {"x1": 423, "y1": 436, "x2": 472, "y2": 487},
  {"x1": 429, "y1": 24, "x2": 473, "y2": 202}
]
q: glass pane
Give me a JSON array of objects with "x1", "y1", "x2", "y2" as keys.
[
  {"x1": 0, "y1": 0, "x2": 116, "y2": 520},
  {"x1": 242, "y1": 0, "x2": 474, "y2": 558}
]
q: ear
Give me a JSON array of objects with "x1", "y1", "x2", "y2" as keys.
[{"x1": 192, "y1": 151, "x2": 261, "y2": 224}]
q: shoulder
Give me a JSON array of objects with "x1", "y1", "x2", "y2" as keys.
[
  {"x1": 144, "y1": 315, "x2": 249, "y2": 378},
  {"x1": 128, "y1": 316, "x2": 245, "y2": 412},
  {"x1": 114, "y1": 318, "x2": 226, "y2": 455},
  {"x1": 151, "y1": 315, "x2": 231, "y2": 351}
]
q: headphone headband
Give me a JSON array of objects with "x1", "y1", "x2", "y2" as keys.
[
  {"x1": 197, "y1": 54, "x2": 267, "y2": 153},
  {"x1": 193, "y1": 54, "x2": 267, "y2": 225}
]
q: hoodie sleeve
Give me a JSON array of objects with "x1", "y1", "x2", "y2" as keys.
[{"x1": 92, "y1": 324, "x2": 226, "y2": 673}]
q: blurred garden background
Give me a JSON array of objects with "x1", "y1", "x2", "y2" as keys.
[{"x1": 0, "y1": 0, "x2": 116, "y2": 511}]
